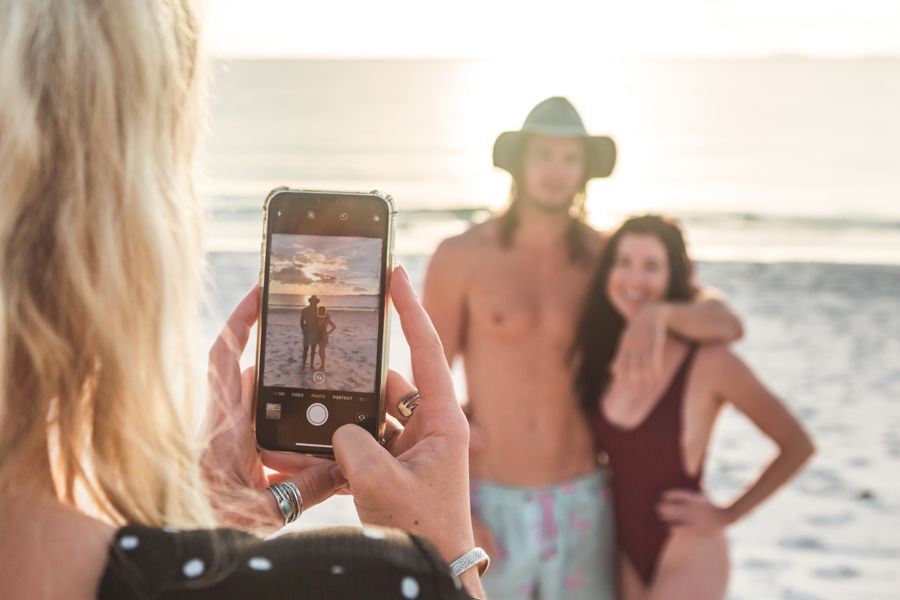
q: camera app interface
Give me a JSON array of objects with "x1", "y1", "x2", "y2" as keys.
[{"x1": 259, "y1": 230, "x2": 385, "y2": 450}]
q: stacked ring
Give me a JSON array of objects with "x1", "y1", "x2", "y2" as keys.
[{"x1": 267, "y1": 481, "x2": 303, "y2": 526}]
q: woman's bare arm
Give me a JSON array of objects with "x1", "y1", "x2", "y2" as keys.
[
  {"x1": 712, "y1": 347, "x2": 815, "y2": 524},
  {"x1": 657, "y1": 345, "x2": 815, "y2": 531}
]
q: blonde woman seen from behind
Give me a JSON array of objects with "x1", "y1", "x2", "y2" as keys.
[{"x1": 0, "y1": 2, "x2": 485, "y2": 598}]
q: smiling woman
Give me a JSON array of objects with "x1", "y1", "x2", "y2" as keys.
[{"x1": 573, "y1": 215, "x2": 814, "y2": 600}]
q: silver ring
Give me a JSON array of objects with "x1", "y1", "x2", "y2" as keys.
[
  {"x1": 449, "y1": 546, "x2": 490, "y2": 577},
  {"x1": 397, "y1": 389, "x2": 421, "y2": 418},
  {"x1": 380, "y1": 427, "x2": 402, "y2": 450},
  {"x1": 267, "y1": 481, "x2": 303, "y2": 526}
]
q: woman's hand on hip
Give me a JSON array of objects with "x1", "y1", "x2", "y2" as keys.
[{"x1": 656, "y1": 489, "x2": 733, "y2": 533}]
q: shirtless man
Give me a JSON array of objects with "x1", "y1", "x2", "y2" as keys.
[
  {"x1": 422, "y1": 97, "x2": 744, "y2": 600},
  {"x1": 300, "y1": 295, "x2": 320, "y2": 368}
]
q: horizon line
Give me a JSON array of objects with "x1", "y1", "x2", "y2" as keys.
[{"x1": 208, "y1": 52, "x2": 900, "y2": 61}]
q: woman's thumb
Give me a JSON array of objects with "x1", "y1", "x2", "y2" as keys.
[{"x1": 332, "y1": 424, "x2": 397, "y2": 491}]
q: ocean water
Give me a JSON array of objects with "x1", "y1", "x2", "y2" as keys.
[
  {"x1": 201, "y1": 58, "x2": 900, "y2": 264},
  {"x1": 268, "y1": 293, "x2": 379, "y2": 310}
]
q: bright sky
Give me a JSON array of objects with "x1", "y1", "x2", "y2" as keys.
[
  {"x1": 205, "y1": 0, "x2": 900, "y2": 59},
  {"x1": 269, "y1": 234, "x2": 382, "y2": 296}
]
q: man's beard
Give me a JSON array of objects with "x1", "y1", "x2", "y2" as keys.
[{"x1": 523, "y1": 194, "x2": 575, "y2": 216}]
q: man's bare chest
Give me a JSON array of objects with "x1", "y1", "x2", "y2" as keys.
[{"x1": 465, "y1": 256, "x2": 592, "y2": 342}]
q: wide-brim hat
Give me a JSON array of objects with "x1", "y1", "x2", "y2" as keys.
[
  {"x1": 308, "y1": 295, "x2": 320, "y2": 304},
  {"x1": 493, "y1": 96, "x2": 616, "y2": 179}
]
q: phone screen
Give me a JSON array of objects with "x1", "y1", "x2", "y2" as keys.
[{"x1": 255, "y1": 190, "x2": 393, "y2": 455}]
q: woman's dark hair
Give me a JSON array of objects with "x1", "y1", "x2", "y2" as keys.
[
  {"x1": 497, "y1": 134, "x2": 592, "y2": 264},
  {"x1": 571, "y1": 214, "x2": 698, "y2": 414}
]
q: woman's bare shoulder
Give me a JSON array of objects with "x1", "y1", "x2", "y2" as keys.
[
  {"x1": 694, "y1": 342, "x2": 739, "y2": 365},
  {"x1": 689, "y1": 343, "x2": 744, "y2": 383},
  {"x1": 690, "y1": 343, "x2": 756, "y2": 398}
]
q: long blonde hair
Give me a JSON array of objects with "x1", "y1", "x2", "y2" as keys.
[{"x1": 0, "y1": 0, "x2": 215, "y2": 528}]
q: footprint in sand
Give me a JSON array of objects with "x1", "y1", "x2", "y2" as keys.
[
  {"x1": 741, "y1": 558, "x2": 779, "y2": 571},
  {"x1": 778, "y1": 536, "x2": 825, "y2": 552},
  {"x1": 806, "y1": 512, "x2": 855, "y2": 527},
  {"x1": 814, "y1": 565, "x2": 860, "y2": 580}
]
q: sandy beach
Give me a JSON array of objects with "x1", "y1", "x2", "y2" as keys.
[
  {"x1": 262, "y1": 306, "x2": 379, "y2": 393},
  {"x1": 206, "y1": 251, "x2": 900, "y2": 599}
]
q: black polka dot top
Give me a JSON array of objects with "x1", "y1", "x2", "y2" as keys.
[{"x1": 99, "y1": 525, "x2": 475, "y2": 599}]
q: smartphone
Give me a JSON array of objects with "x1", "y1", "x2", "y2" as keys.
[{"x1": 253, "y1": 188, "x2": 396, "y2": 456}]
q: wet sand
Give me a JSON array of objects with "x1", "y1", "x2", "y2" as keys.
[{"x1": 262, "y1": 306, "x2": 379, "y2": 393}]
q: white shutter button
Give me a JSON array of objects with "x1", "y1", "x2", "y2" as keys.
[{"x1": 306, "y1": 403, "x2": 328, "y2": 426}]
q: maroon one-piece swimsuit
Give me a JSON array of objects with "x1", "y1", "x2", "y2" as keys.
[{"x1": 592, "y1": 344, "x2": 703, "y2": 585}]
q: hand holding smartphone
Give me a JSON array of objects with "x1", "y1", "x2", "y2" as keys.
[{"x1": 253, "y1": 188, "x2": 395, "y2": 456}]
